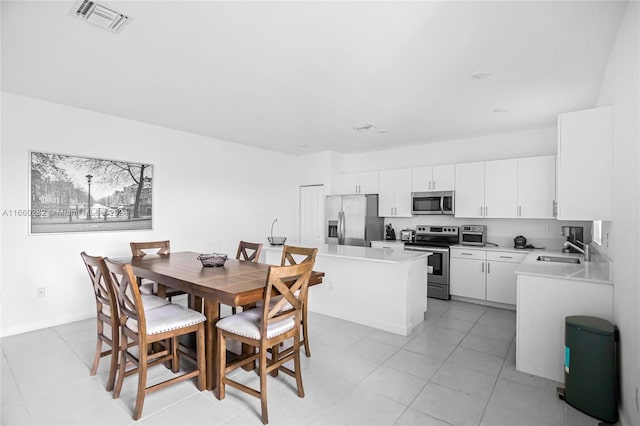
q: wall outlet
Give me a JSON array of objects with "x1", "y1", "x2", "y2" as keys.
[
  {"x1": 37, "y1": 287, "x2": 46, "y2": 298},
  {"x1": 543, "y1": 224, "x2": 551, "y2": 234},
  {"x1": 606, "y1": 232, "x2": 610, "y2": 248}
]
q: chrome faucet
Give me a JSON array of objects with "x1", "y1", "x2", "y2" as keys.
[{"x1": 563, "y1": 240, "x2": 591, "y2": 262}]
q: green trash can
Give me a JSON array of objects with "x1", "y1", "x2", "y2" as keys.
[{"x1": 564, "y1": 315, "x2": 618, "y2": 423}]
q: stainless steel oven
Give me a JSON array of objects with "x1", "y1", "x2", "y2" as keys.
[{"x1": 404, "y1": 225, "x2": 459, "y2": 300}]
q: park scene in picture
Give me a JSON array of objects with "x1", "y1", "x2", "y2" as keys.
[{"x1": 30, "y1": 152, "x2": 152, "y2": 233}]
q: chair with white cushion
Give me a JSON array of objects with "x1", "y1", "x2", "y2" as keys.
[
  {"x1": 215, "y1": 260, "x2": 315, "y2": 424},
  {"x1": 104, "y1": 258, "x2": 206, "y2": 420},
  {"x1": 80, "y1": 252, "x2": 170, "y2": 392},
  {"x1": 279, "y1": 245, "x2": 317, "y2": 357}
]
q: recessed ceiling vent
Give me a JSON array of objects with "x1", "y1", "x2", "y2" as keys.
[{"x1": 75, "y1": 0, "x2": 129, "y2": 32}]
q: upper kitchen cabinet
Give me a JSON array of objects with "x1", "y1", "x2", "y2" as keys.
[
  {"x1": 517, "y1": 155, "x2": 556, "y2": 219},
  {"x1": 455, "y1": 161, "x2": 486, "y2": 218},
  {"x1": 378, "y1": 168, "x2": 412, "y2": 217},
  {"x1": 484, "y1": 159, "x2": 518, "y2": 218},
  {"x1": 412, "y1": 164, "x2": 455, "y2": 192},
  {"x1": 338, "y1": 171, "x2": 379, "y2": 195},
  {"x1": 456, "y1": 159, "x2": 518, "y2": 218},
  {"x1": 557, "y1": 106, "x2": 613, "y2": 220}
]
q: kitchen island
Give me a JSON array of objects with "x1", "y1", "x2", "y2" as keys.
[
  {"x1": 515, "y1": 250, "x2": 613, "y2": 382},
  {"x1": 262, "y1": 242, "x2": 430, "y2": 336}
]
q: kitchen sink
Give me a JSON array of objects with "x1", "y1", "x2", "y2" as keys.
[{"x1": 536, "y1": 256, "x2": 581, "y2": 264}]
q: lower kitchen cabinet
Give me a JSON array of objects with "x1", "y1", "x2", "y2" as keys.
[
  {"x1": 450, "y1": 256, "x2": 486, "y2": 299},
  {"x1": 450, "y1": 248, "x2": 526, "y2": 305}
]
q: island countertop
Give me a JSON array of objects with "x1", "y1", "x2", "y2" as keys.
[{"x1": 262, "y1": 241, "x2": 430, "y2": 264}]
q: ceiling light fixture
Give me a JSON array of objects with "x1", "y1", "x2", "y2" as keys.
[
  {"x1": 352, "y1": 124, "x2": 388, "y2": 134},
  {"x1": 470, "y1": 70, "x2": 492, "y2": 79},
  {"x1": 75, "y1": 0, "x2": 129, "y2": 32}
]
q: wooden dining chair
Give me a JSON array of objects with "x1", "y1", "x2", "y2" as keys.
[
  {"x1": 230, "y1": 241, "x2": 264, "y2": 314},
  {"x1": 129, "y1": 241, "x2": 182, "y2": 299},
  {"x1": 279, "y1": 245, "x2": 318, "y2": 357},
  {"x1": 80, "y1": 252, "x2": 170, "y2": 392},
  {"x1": 215, "y1": 260, "x2": 315, "y2": 425},
  {"x1": 104, "y1": 258, "x2": 206, "y2": 420},
  {"x1": 236, "y1": 240, "x2": 263, "y2": 262}
]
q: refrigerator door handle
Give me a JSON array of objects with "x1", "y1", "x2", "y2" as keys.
[{"x1": 339, "y1": 211, "x2": 345, "y2": 244}]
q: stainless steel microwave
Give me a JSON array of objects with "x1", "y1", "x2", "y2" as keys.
[{"x1": 411, "y1": 191, "x2": 455, "y2": 215}]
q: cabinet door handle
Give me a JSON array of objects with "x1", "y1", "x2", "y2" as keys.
[
  {"x1": 487, "y1": 262, "x2": 490, "y2": 273},
  {"x1": 518, "y1": 206, "x2": 522, "y2": 217},
  {"x1": 481, "y1": 263, "x2": 484, "y2": 272},
  {"x1": 485, "y1": 206, "x2": 488, "y2": 216},
  {"x1": 499, "y1": 255, "x2": 513, "y2": 259},
  {"x1": 461, "y1": 252, "x2": 473, "y2": 256},
  {"x1": 553, "y1": 200, "x2": 557, "y2": 217},
  {"x1": 428, "y1": 181, "x2": 431, "y2": 190},
  {"x1": 479, "y1": 206, "x2": 483, "y2": 216}
]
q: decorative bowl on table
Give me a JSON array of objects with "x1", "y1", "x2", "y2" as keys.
[
  {"x1": 197, "y1": 253, "x2": 228, "y2": 267},
  {"x1": 268, "y1": 236, "x2": 287, "y2": 246}
]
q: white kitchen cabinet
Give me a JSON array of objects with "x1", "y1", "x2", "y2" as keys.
[
  {"x1": 454, "y1": 162, "x2": 485, "y2": 218},
  {"x1": 485, "y1": 251, "x2": 526, "y2": 305},
  {"x1": 450, "y1": 248, "x2": 486, "y2": 299},
  {"x1": 450, "y1": 248, "x2": 525, "y2": 305},
  {"x1": 378, "y1": 168, "x2": 412, "y2": 217},
  {"x1": 557, "y1": 106, "x2": 612, "y2": 220},
  {"x1": 517, "y1": 155, "x2": 556, "y2": 219},
  {"x1": 412, "y1": 164, "x2": 455, "y2": 192},
  {"x1": 450, "y1": 257, "x2": 486, "y2": 300},
  {"x1": 338, "y1": 171, "x2": 379, "y2": 195},
  {"x1": 484, "y1": 159, "x2": 518, "y2": 218}
]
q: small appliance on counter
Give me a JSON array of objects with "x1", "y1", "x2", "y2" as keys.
[
  {"x1": 400, "y1": 228, "x2": 415, "y2": 242},
  {"x1": 385, "y1": 223, "x2": 397, "y2": 240},
  {"x1": 514, "y1": 235, "x2": 527, "y2": 249},
  {"x1": 562, "y1": 226, "x2": 584, "y2": 253},
  {"x1": 460, "y1": 225, "x2": 487, "y2": 246}
]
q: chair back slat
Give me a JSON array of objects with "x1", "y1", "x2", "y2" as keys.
[
  {"x1": 81, "y1": 252, "x2": 117, "y2": 316},
  {"x1": 280, "y1": 245, "x2": 317, "y2": 266},
  {"x1": 104, "y1": 259, "x2": 146, "y2": 335},
  {"x1": 130, "y1": 240, "x2": 170, "y2": 257},
  {"x1": 261, "y1": 260, "x2": 314, "y2": 334},
  {"x1": 236, "y1": 241, "x2": 263, "y2": 262}
]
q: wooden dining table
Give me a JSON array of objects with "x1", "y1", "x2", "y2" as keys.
[{"x1": 110, "y1": 251, "x2": 324, "y2": 390}]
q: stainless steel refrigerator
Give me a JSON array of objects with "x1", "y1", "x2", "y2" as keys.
[{"x1": 326, "y1": 194, "x2": 384, "y2": 246}]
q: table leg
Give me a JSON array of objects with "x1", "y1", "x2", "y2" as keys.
[{"x1": 204, "y1": 299, "x2": 220, "y2": 391}]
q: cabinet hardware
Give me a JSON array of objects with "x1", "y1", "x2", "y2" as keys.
[
  {"x1": 481, "y1": 263, "x2": 484, "y2": 272},
  {"x1": 553, "y1": 200, "x2": 557, "y2": 217},
  {"x1": 499, "y1": 256, "x2": 512, "y2": 259},
  {"x1": 518, "y1": 206, "x2": 522, "y2": 217},
  {"x1": 487, "y1": 262, "x2": 490, "y2": 273},
  {"x1": 479, "y1": 206, "x2": 483, "y2": 216},
  {"x1": 485, "y1": 206, "x2": 488, "y2": 216},
  {"x1": 461, "y1": 253, "x2": 473, "y2": 256},
  {"x1": 428, "y1": 181, "x2": 432, "y2": 190}
]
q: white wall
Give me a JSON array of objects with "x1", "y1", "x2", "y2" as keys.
[
  {"x1": 0, "y1": 93, "x2": 300, "y2": 337},
  {"x1": 337, "y1": 126, "x2": 557, "y2": 173},
  {"x1": 595, "y1": 2, "x2": 640, "y2": 425}
]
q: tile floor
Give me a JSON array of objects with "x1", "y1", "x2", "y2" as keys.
[{"x1": 1, "y1": 298, "x2": 602, "y2": 425}]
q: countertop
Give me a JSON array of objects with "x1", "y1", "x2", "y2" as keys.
[
  {"x1": 514, "y1": 249, "x2": 612, "y2": 285},
  {"x1": 262, "y1": 241, "x2": 430, "y2": 264}
]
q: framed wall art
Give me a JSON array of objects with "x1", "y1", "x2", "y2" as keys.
[{"x1": 28, "y1": 151, "x2": 153, "y2": 234}]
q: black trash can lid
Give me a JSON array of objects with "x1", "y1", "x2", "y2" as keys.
[{"x1": 566, "y1": 315, "x2": 615, "y2": 336}]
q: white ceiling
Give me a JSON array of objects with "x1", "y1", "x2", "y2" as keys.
[{"x1": 1, "y1": 1, "x2": 627, "y2": 154}]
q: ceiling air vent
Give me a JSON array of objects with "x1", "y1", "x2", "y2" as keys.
[{"x1": 75, "y1": 0, "x2": 129, "y2": 32}]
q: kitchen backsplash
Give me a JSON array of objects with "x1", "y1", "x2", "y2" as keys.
[{"x1": 384, "y1": 216, "x2": 592, "y2": 251}]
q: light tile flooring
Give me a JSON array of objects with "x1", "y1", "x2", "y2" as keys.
[{"x1": 1, "y1": 298, "x2": 602, "y2": 425}]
